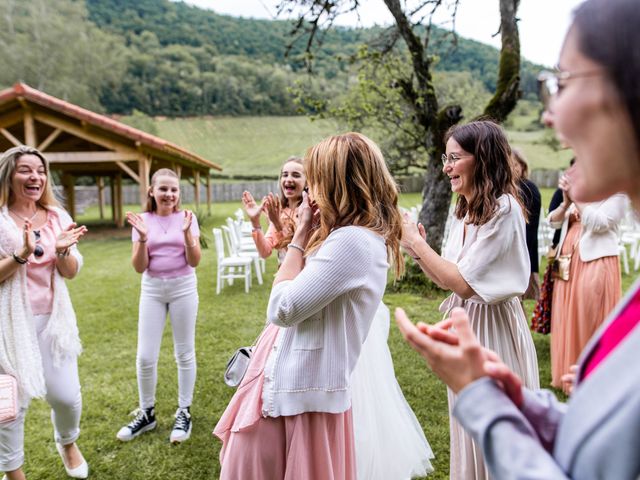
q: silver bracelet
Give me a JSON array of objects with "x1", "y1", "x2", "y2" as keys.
[
  {"x1": 288, "y1": 243, "x2": 305, "y2": 254},
  {"x1": 251, "y1": 225, "x2": 262, "y2": 232},
  {"x1": 55, "y1": 248, "x2": 70, "y2": 258}
]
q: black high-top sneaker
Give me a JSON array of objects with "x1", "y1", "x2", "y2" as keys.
[
  {"x1": 170, "y1": 406, "x2": 192, "y2": 444},
  {"x1": 116, "y1": 406, "x2": 157, "y2": 441}
]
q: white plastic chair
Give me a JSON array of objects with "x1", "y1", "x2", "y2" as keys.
[
  {"x1": 212, "y1": 228, "x2": 252, "y2": 294},
  {"x1": 221, "y1": 225, "x2": 264, "y2": 285}
]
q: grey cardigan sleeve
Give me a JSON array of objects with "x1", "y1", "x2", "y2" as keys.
[{"x1": 453, "y1": 378, "x2": 570, "y2": 479}]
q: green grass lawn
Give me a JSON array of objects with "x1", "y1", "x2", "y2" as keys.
[
  {"x1": 152, "y1": 115, "x2": 573, "y2": 177},
  {"x1": 20, "y1": 198, "x2": 636, "y2": 479}
]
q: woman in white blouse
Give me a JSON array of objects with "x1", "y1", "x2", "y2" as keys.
[
  {"x1": 548, "y1": 168, "x2": 626, "y2": 392},
  {"x1": 401, "y1": 120, "x2": 539, "y2": 480},
  {"x1": 214, "y1": 132, "x2": 404, "y2": 479}
]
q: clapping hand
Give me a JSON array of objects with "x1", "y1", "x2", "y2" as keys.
[
  {"x1": 21, "y1": 219, "x2": 36, "y2": 257},
  {"x1": 182, "y1": 210, "x2": 193, "y2": 232},
  {"x1": 395, "y1": 307, "x2": 524, "y2": 407},
  {"x1": 295, "y1": 191, "x2": 319, "y2": 233},
  {"x1": 242, "y1": 191, "x2": 263, "y2": 222},
  {"x1": 263, "y1": 193, "x2": 282, "y2": 229},
  {"x1": 55, "y1": 223, "x2": 88, "y2": 254},
  {"x1": 561, "y1": 364, "x2": 579, "y2": 395},
  {"x1": 126, "y1": 212, "x2": 148, "y2": 241},
  {"x1": 400, "y1": 212, "x2": 426, "y2": 259}
]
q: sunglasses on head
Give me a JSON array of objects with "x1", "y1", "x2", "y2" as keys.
[{"x1": 33, "y1": 230, "x2": 43, "y2": 258}]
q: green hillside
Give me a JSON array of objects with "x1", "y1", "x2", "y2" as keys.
[{"x1": 152, "y1": 115, "x2": 572, "y2": 177}]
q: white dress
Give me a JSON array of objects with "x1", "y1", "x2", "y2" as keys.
[
  {"x1": 441, "y1": 194, "x2": 540, "y2": 480},
  {"x1": 351, "y1": 302, "x2": 434, "y2": 479}
]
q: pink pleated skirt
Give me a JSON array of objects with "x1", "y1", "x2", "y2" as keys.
[
  {"x1": 550, "y1": 217, "x2": 622, "y2": 390},
  {"x1": 213, "y1": 323, "x2": 356, "y2": 480}
]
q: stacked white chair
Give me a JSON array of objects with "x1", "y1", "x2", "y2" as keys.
[
  {"x1": 212, "y1": 228, "x2": 253, "y2": 294},
  {"x1": 619, "y1": 208, "x2": 640, "y2": 272},
  {"x1": 221, "y1": 225, "x2": 264, "y2": 285},
  {"x1": 537, "y1": 207, "x2": 556, "y2": 264}
]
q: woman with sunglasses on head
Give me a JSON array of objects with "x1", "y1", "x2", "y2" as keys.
[
  {"x1": 0, "y1": 146, "x2": 88, "y2": 480},
  {"x1": 116, "y1": 168, "x2": 201, "y2": 445},
  {"x1": 401, "y1": 120, "x2": 539, "y2": 479},
  {"x1": 242, "y1": 156, "x2": 305, "y2": 265},
  {"x1": 214, "y1": 133, "x2": 406, "y2": 479},
  {"x1": 396, "y1": 0, "x2": 640, "y2": 477}
]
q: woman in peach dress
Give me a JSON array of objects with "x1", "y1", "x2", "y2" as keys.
[{"x1": 548, "y1": 173, "x2": 627, "y2": 392}]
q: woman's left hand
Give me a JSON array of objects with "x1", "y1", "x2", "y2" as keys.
[
  {"x1": 296, "y1": 191, "x2": 315, "y2": 231},
  {"x1": 55, "y1": 223, "x2": 88, "y2": 254},
  {"x1": 182, "y1": 210, "x2": 193, "y2": 232}
]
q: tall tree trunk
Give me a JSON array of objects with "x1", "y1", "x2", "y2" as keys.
[
  {"x1": 419, "y1": 105, "x2": 463, "y2": 253},
  {"x1": 484, "y1": 0, "x2": 521, "y2": 121}
]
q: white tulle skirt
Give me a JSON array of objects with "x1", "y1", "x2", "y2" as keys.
[{"x1": 351, "y1": 302, "x2": 435, "y2": 479}]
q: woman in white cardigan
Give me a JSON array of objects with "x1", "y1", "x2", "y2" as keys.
[
  {"x1": 0, "y1": 146, "x2": 88, "y2": 480},
  {"x1": 214, "y1": 132, "x2": 404, "y2": 479},
  {"x1": 548, "y1": 170, "x2": 627, "y2": 392}
]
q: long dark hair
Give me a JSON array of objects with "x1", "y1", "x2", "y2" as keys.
[
  {"x1": 573, "y1": 0, "x2": 640, "y2": 152},
  {"x1": 446, "y1": 120, "x2": 526, "y2": 225}
]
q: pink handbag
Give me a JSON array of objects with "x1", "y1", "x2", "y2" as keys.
[{"x1": 0, "y1": 374, "x2": 18, "y2": 423}]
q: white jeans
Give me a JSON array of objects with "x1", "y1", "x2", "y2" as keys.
[
  {"x1": 0, "y1": 314, "x2": 82, "y2": 472},
  {"x1": 137, "y1": 273, "x2": 198, "y2": 410}
]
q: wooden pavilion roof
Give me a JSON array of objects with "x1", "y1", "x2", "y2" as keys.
[{"x1": 0, "y1": 82, "x2": 221, "y2": 176}]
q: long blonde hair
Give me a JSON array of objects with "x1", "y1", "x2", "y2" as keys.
[
  {"x1": 0, "y1": 145, "x2": 60, "y2": 209},
  {"x1": 304, "y1": 132, "x2": 404, "y2": 278}
]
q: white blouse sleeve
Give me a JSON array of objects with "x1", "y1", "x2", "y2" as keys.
[
  {"x1": 457, "y1": 196, "x2": 529, "y2": 303},
  {"x1": 267, "y1": 227, "x2": 382, "y2": 328}
]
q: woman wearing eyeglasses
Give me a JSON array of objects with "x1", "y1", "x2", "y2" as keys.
[
  {"x1": 396, "y1": 0, "x2": 640, "y2": 477},
  {"x1": 0, "y1": 146, "x2": 88, "y2": 480},
  {"x1": 401, "y1": 120, "x2": 539, "y2": 480}
]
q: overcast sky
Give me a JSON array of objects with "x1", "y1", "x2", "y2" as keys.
[{"x1": 181, "y1": 0, "x2": 584, "y2": 67}]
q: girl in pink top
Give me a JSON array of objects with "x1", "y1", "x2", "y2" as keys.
[
  {"x1": 242, "y1": 156, "x2": 305, "y2": 264},
  {"x1": 116, "y1": 168, "x2": 201, "y2": 445}
]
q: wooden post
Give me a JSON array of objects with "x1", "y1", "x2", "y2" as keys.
[
  {"x1": 61, "y1": 174, "x2": 76, "y2": 220},
  {"x1": 193, "y1": 169, "x2": 201, "y2": 210},
  {"x1": 138, "y1": 156, "x2": 151, "y2": 210},
  {"x1": 110, "y1": 176, "x2": 116, "y2": 224},
  {"x1": 23, "y1": 110, "x2": 36, "y2": 147},
  {"x1": 175, "y1": 164, "x2": 182, "y2": 179},
  {"x1": 115, "y1": 173, "x2": 123, "y2": 228},
  {"x1": 97, "y1": 177, "x2": 105, "y2": 220},
  {"x1": 206, "y1": 171, "x2": 212, "y2": 215}
]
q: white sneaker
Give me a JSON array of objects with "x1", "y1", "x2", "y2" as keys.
[
  {"x1": 56, "y1": 442, "x2": 89, "y2": 479},
  {"x1": 169, "y1": 407, "x2": 192, "y2": 444}
]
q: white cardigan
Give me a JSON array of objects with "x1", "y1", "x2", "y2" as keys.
[
  {"x1": 0, "y1": 206, "x2": 83, "y2": 406},
  {"x1": 549, "y1": 194, "x2": 628, "y2": 262},
  {"x1": 263, "y1": 226, "x2": 389, "y2": 417}
]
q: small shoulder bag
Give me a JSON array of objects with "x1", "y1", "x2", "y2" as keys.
[{"x1": 0, "y1": 374, "x2": 18, "y2": 423}]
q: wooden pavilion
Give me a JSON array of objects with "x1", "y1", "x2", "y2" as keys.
[{"x1": 0, "y1": 83, "x2": 221, "y2": 226}]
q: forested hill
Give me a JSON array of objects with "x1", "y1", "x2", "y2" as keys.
[
  {"x1": 0, "y1": 0, "x2": 542, "y2": 117},
  {"x1": 88, "y1": 0, "x2": 542, "y2": 94}
]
